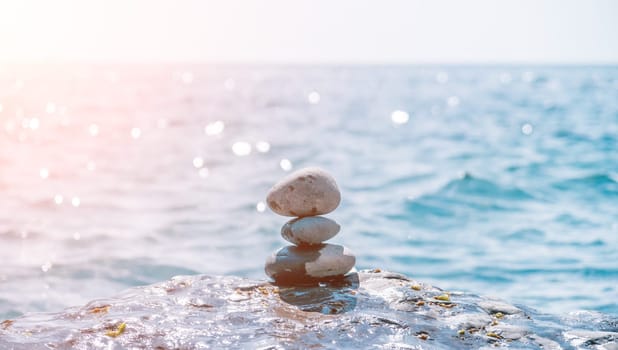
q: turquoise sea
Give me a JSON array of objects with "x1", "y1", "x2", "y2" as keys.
[{"x1": 0, "y1": 64, "x2": 616, "y2": 319}]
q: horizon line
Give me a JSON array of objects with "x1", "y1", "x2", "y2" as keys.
[{"x1": 2, "y1": 60, "x2": 618, "y2": 67}]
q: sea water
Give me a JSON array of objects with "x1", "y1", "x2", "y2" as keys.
[{"x1": 0, "y1": 64, "x2": 616, "y2": 319}]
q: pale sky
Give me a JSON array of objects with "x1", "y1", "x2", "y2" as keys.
[{"x1": 1, "y1": 0, "x2": 617, "y2": 64}]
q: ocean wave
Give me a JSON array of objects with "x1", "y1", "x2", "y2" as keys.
[
  {"x1": 503, "y1": 228, "x2": 546, "y2": 242},
  {"x1": 439, "y1": 173, "x2": 535, "y2": 200},
  {"x1": 345, "y1": 172, "x2": 433, "y2": 192},
  {"x1": 402, "y1": 174, "x2": 535, "y2": 225},
  {"x1": 474, "y1": 266, "x2": 618, "y2": 278},
  {"x1": 92, "y1": 258, "x2": 201, "y2": 286},
  {"x1": 552, "y1": 173, "x2": 618, "y2": 196},
  {"x1": 554, "y1": 213, "x2": 599, "y2": 228},
  {"x1": 545, "y1": 239, "x2": 606, "y2": 247}
]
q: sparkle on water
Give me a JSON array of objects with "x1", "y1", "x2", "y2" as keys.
[
  {"x1": 391, "y1": 110, "x2": 410, "y2": 125},
  {"x1": 500, "y1": 72, "x2": 513, "y2": 84},
  {"x1": 0, "y1": 65, "x2": 616, "y2": 322},
  {"x1": 447, "y1": 95, "x2": 460, "y2": 107},
  {"x1": 307, "y1": 91, "x2": 321, "y2": 104},
  {"x1": 231, "y1": 141, "x2": 252, "y2": 156},
  {"x1": 522, "y1": 71, "x2": 535, "y2": 83},
  {"x1": 28, "y1": 118, "x2": 40, "y2": 130},
  {"x1": 130, "y1": 127, "x2": 141, "y2": 139},
  {"x1": 255, "y1": 141, "x2": 271, "y2": 153},
  {"x1": 157, "y1": 118, "x2": 168, "y2": 129},
  {"x1": 39, "y1": 168, "x2": 49, "y2": 179},
  {"x1": 436, "y1": 72, "x2": 448, "y2": 84},
  {"x1": 198, "y1": 168, "x2": 209, "y2": 178},
  {"x1": 181, "y1": 72, "x2": 194, "y2": 84},
  {"x1": 41, "y1": 262, "x2": 52, "y2": 273},
  {"x1": 45, "y1": 102, "x2": 56, "y2": 114},
  {"x1": 279, "y1": 158, "x2": 293, "y2": 171},
  {"x1": 205, "y1": 120, "x2": 225, "y2": 136},
  {"x1": 192, "y1": 157, "x2": 204, "y2": 168},
  {"x1": 521, "y1": 123, "x2": 534, "y2": 135},
  {"x1": 224, "y1": 78, "x2": 235, "y2": 91},
  {"x1": 88, "y1": 124, "x2": 99, "y2": 136}
]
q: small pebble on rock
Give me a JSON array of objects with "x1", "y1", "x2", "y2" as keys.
[{"x1": 281, "y1": 216, "x2": 340, "y2": 246}]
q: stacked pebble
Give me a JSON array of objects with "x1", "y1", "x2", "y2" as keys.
[{"x1": 265, "y1": 167, "x2": 356, "y2": 285}]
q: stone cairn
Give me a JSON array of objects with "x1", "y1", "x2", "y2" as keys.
[{"x1": 265, "y1": 167, "x2": 356, "y2": 285}]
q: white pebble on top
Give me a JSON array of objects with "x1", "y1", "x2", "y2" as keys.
[{"x1": 266, "y1": 167, "x2": 341, "y2": 217}]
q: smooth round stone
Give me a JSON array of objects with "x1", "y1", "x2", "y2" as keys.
[
  {"x1": 265, "y1": 244, "x2": 355, "y2": 284},
  {"x1": 281, "y1": 216, "x2": 340, "y2": 246},
  {"x1": 266, "y1": 167, "x2": 341, "y2": 217}
]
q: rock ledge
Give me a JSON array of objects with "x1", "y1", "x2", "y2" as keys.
[{"x1": 1, "y1": 270, "x2": 617, "y2": 349}]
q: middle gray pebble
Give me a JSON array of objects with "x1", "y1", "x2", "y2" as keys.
[{"x1": 281, "y1": 216, "x2": 340, "y2": 246}]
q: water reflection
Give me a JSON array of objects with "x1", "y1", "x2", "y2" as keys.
[{"x1": 277, "y1": 272, "x2": 359, "y2": 314}]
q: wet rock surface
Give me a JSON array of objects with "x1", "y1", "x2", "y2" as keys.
[{"x1": 1, "y1": 270, "x2": 617, "y2": 349}]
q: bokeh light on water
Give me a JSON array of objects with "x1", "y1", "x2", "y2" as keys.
[{"x1": 0, "y1": 64, "x2": 617, "y2": 319}]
